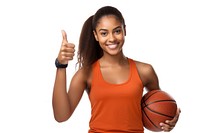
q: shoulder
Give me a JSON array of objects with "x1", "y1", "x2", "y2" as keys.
[
  {"x1": 134, "y1": 60, "x2": 154, "y2": 75},
  {"x1": 73, "y1": 67, "x2": 92, "y2": 81},
  {"x1": 73, "y1": 66, "x2": 92, "y2": 87},
  {"x1": 131, "y1": 59, "x2": 159, "y2": 89},
  {"x1": 128, "y1": 58, "x2": 154, "y2": 74}
]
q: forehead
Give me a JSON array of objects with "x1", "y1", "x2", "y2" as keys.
[{"x1": 96, "y1": 15, "x2": 122, "y2": 29}]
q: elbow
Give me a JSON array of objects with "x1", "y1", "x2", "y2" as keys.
[
  {"x1": 54, "y1": 117, "x2": 68, "y2": 123},
  {"x1": 52, "y1": 105, "x2": 73, "y2": 122},
  {"x1": 55, "y1": 119, "x2": 67, "y2": 123},
  {"x1": 54, "y1": 115, "x2": 71, "y2": 123}
]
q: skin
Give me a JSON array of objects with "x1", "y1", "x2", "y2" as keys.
[{"x1": 52, "y1": 15, "x2": 180, "y2": 132}]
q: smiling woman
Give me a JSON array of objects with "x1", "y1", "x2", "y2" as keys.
[
  {"x1": 1, "y1": 0, "x2": 200, "y2": 133},
  {"x1": 52, "y1": 6, "x2": 180, "y2": 133},
  {"x1": 93, "y1": 15, "x2": 125, "y2": 56}
]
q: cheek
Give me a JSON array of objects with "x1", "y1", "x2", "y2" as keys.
[
  {"x1": 98, "y1": 40, "x2": 106, "y2": 48},
  {"x1": 117, "y1": 35, "x2": 125, "y2": 43},
  {"x1": 97, "y1": 36, "x2": 107, "y2": 44}
]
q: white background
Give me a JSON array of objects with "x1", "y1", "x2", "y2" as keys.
[{"x1": 0, "y1": 0, "x2": 199, "y2": 132}]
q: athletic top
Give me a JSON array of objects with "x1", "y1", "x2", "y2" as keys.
[{"x1": 88, "y1": 58, "x2": 144, "y2": 133}]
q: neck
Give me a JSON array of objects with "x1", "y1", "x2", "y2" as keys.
[{"x1": 99, "y1": 52, "x2": 128, "y2": 67}]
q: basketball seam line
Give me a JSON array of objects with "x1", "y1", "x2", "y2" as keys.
[
  {"x1": 144, "y1": 100, "x2": 176, "y2": 107},
  {"x1": 143, "y1": 90, "x2": 160, "y2": 102},
  {"x1": 142, "y1": 93, "x2": 162, "y2": 131},
  {"x1": 142, "y1": 108, "x2": 161, "y2": 130},
  {"x1": 145, "y1": 105, "x2": 175, "y2": 118}
]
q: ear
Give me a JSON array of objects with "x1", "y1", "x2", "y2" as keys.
[{"x1": 93, "y1": 30, "x2": 99, "y2": 41}]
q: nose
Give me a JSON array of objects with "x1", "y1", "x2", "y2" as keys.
[{"x1": 108, "y1": 33, "x2": 115, "y2": 42}]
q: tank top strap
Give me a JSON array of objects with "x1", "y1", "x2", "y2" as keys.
[
  {"x1": 128, "y1": 58, "x2": 143, "y2": 88},
  {"x1": 91, "y1": 61, "x2": 102, "y2": 86}
]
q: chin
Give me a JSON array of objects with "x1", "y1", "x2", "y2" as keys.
[{"x1": 105, "y1": 49, "x2": 122, "y2": 56}]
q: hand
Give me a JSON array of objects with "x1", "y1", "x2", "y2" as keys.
[
  {"x1": 57, "y1": 30, "x2": 75, "y2": 64},
  {"x1": 160, "y1": 108, "x2": 181, "y2": 132}
]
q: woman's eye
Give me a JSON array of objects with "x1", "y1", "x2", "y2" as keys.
[
  {"x1": 115, "y1": 29, "x2": 121, "y2": 34},
  {"x1": 100, "y1": 32, "x2": 107, "y2": 36}
]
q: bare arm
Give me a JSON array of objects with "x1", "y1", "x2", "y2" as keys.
[
  {"x1": 52, "y1": 68, "x2": 87, "y2": 122},
  {"x1": 135, "y1": 61, "x2": 181, "y2": 132},
  {"x1": 52, "y1": 68, "x2": 70, "y2": 122},
  {"x1": 135, "y1": 61, "x2": 160, "y2": 91},
  {"x1": 52, "y1": 30, "x2": 87, "y2": 122}
]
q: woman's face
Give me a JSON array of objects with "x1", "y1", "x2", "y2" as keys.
[{"x1": 93, "y1": 15, "x2": 126, "y2": 56}]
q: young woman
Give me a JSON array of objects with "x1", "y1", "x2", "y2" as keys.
[{"x1": 52, "y1": 6, "x2": 180, "y2": 133}]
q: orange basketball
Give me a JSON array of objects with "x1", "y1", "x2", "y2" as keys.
[{"x1": 141, "y1": 90, "x2": 177, "y2": 132}]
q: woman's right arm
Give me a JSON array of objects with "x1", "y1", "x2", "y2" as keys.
[
  {"x1": 52, "y1": 30, "x2": 86, "y2": 122},
  {"x1": 53, "y1": 68, "x2": 70, "y2": 122},
  {"x1": 52, "y1": 68, "x2": 87, "y2": 122}
]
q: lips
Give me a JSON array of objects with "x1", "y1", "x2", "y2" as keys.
[{"x1": 107, "y1": 44, "x2": 118, "y2": 49}]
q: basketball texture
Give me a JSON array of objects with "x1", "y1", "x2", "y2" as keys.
[{"x1": 141, "y1": 90, "x2": 177, "y2": 132}]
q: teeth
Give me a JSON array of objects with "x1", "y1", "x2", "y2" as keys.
[{"x1": 107, "y1": 44, "x2": 117, "y2": 49}]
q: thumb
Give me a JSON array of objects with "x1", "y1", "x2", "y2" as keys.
[{"x1": 61, "y1": 30, "x2": 68, "y2": 43}]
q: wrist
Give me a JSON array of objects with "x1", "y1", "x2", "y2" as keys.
[{"x1": 55, "y1": 58, "x2": 68, "y2": 68}]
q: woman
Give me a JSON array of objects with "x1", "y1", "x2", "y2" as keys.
[{"x1": 52, "y1": 6, "x2": 180, "y2": 133}]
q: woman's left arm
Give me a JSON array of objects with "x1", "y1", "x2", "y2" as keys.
[{"x1": 136, "y1": 62, "x2": 181, "y2": 132}]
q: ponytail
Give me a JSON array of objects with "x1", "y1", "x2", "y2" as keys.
[{"x1": 77, "y1": 15, "x2": 103, "y2": 69}]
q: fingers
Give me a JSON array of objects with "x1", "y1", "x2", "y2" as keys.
[
  {"x1": 159, "y1": 108, "x2": 181, "y2": 132},
  {"x1": 61, "y1": 30, "x2": 68, "y2": 43},
  {"x1": 61, "y1": 30, "x2": 75, "y2": 48},
  {"x1": 177, "y1": 108, "x2": 181, "y2": 114},
  {"x1": 160, "y1": 122, "x2": 174, "y2": 132},
  {"x1": 60, "y1": 46, "x2": 75, "y2": 60},
  {"x1": 168, "y1": 108, "x2": 181, "y2": 124},
  {"x1": 57, "y1": 30, "x2": 75, "y2": 64}
]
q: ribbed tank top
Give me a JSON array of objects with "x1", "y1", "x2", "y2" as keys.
[{"x1": 88, "y1": 58, "x2": 144, "y2": 133}]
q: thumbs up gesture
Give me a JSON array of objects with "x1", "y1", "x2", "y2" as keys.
[{"x1": 57, "y1": 30, "x2": 75, "y2": 65}]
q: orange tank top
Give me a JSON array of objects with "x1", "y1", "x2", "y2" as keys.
[{"x1": 88, "y1": 58, "x2": 144, "y2": 133}]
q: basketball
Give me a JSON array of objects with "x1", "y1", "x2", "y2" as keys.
[{"x1": 141, "y1": 90, "x2": 177, "y2": 132}]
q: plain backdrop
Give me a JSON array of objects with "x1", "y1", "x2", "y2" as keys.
[{"x1": 0, "y1": 0, "x2": 199, "y2": 132}]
